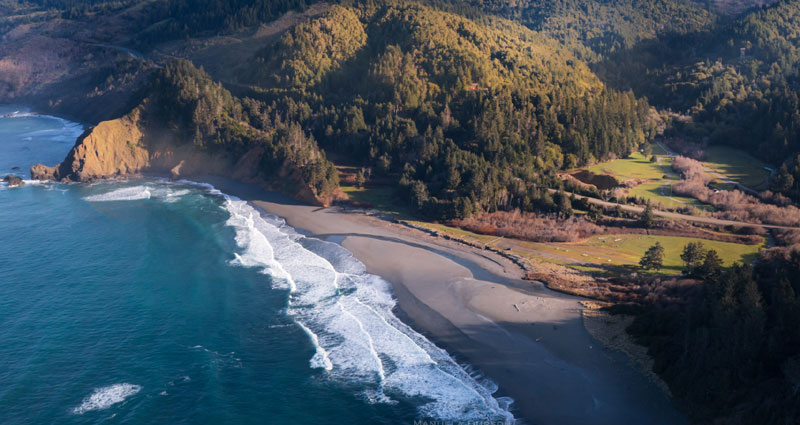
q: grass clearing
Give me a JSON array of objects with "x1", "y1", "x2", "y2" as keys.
[
  {"x1": 400, "y1": 220, "x2": 760, "y2": 277},
  {"x1": 340, "y1": 185, "x2": 412, "y2": 217},
  {"x1": 627, "y1": 180, "x2": 700, "y2": 210},
  {"x1": 583, "y1": 147, "x2": 706, "y2": 209},
  {"x1": 526, "y1": 234, "x2": 760, "y2": 275},
  {"x1": 580, "y1": 234, "x2": 762, "y2": 274},
  {"x1": 579, "y1": 144, "x2": 772, "y2": 210},
  {"x1": 586, "y1": 151, "x2": 667, "y2": 181},
  {"x1": 703, "y1": 145, "x2": 772, "y2": 190}
]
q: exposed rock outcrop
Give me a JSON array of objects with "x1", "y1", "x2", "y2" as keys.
[
  {"x1": 2, "y1": 175, "x2": 24, "y2": 187},
  {"x1": 29, "y1": 108, "x2": 332, "y2": 206},
  {"x1": 29, "y1": 60, "x2": 340, "y2": 206},
  {"x1": 32, "y1": 109, "x2": 149, "y2": 182}
]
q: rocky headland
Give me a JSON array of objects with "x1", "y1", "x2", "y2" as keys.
[{"x1": 30, "y1": 61, "x2": 340, "y2": 207}]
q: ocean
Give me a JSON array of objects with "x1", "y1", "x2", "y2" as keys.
[{"x1": 0, "y1": 105, "x2": 513, "y2": 424}]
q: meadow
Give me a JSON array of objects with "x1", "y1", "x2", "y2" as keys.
[
  {"x1": 558, "y1": 234, "x2": 760, "y2": 275},
  {"x1": 703, "y1": 145, "x2": 771, "y2": 190},
  {"x1": 581, "y1": 143, "x2": 772, "y2": 210},
  {"x1": 409, "y1": 220, "x2": 762, "y2": 277},
  {"x1": 339, "y1": 142, "x2": 768, "y2": 279},
  {"x1": 585, "y1": 149, "x2": 702, "y2": 209}
]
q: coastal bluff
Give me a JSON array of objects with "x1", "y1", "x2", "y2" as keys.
[
  {"x1": 30, "y1": 107, "x2": 330, "y2": 206},
  {"x1": 31, "y1": 109, "x2": 148, "y2": 182}
]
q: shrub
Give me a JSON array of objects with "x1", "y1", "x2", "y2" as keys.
[
  {"x1": 671, "y1": 156, "x2": 800, "y2": 226},
  {"x1": 455, "y1": 209, "x2": 603, "y2": 242}
]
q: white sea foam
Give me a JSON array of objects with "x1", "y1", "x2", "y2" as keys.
[
  {"x1": 84, "y1": 186, "x2": 152, "y2": 202},
  {"x1": 83, "y1": 184, "x2": 192, "y2": 203},
  {"x1": 175, "y1": 180, "x2": 224, "y2": 196},
  {"x1": 166, "y1": 189, "x2": 190, "y2": 198},
  {"x1": 297, "y1": 321, "x2": 334, "y2": 371},
  {"x1": 0, "y1": 179, "x2": 47, "y2": 189},
  {"x1": 1, "y1": 110, "x2": 36, "y2": 118},
  {"x1": 75, "y1": 180, "x2": 514, "y2": 421},
  {"x1": 72, "y1": 383, "x2": 141, "y2": 414},
  {"x1": 215, "y1": 191, "x2": 514, "y2": 423}
]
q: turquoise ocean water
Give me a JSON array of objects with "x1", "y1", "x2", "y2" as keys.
[{"x1": 0, "y1": 106, "x2": 513, "y2": 424}]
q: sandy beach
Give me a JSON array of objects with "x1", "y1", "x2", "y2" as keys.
[{"x1": 202, "y1": 176, "x2": 685, "y2": 425}]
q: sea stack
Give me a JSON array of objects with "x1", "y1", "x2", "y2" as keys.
[{"x1": 2, "y1": 174, "x2": 24, "y2": 187}]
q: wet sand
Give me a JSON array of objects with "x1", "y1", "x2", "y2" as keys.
[{"x1": 201, "y1": 176, "x2": 686, "y2": 425}]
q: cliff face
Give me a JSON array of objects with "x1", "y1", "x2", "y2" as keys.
[
  {"x1": 29, "y1": 59, "x2": 340, "y2": 206},
  {"x1": 30, "y1": 109, "x2": 331, "y2": 206},
  {"x1": 32, "y1": 109, "x2": 148, "y2": 182}
]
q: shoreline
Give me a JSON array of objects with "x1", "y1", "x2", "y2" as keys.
[{"x1": 198, "y1": 175, "x2": 686, "y2": 425}]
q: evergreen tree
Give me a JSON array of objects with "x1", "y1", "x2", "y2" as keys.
[
  {"x1": 640, "y1": 201, "x2": 656, "y2": 228},
  {"x1": 587, "y1": 203, "x2": 603, "y2": 221},
  {"x1": 771, "y1": 164, "x2": 794, "y2": 193},
  {"x1": 699, "y1": 249, "x2": 723, "y2": 280},
  {"x1": 681, "y1": 242, "x2": 707, "y2": 276},
  {"x1": 639, "y1": 242, "x2": 665, "y2": 271},
  {"x1": 557, "y1": 191, "x2": 573, "y2": 218}
]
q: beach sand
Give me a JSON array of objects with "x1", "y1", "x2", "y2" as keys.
[{"x1": 202, "y1": 177, "x2": 686, "y2": 425}]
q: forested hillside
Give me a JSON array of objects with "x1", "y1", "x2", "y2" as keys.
[
  {"x1": 141, "y1": 60, "x2": 339, "y2": 202},
  {"x1": 5, "y1": 0, "x2": 799, "y2": 215},
  {"x1": 597, "y1": 0, "x2": 800, "y2": 169},
  {"x1": 233, "y1": 1, "x2": 656, "y2": 219},
  {"x1": 136, "y1": 0, "x2": 313, "y2": 43},
  {"x1": 454, "y1": 0, "x2": 717, "y2": 59},
  {"x1": 630, "y1": 255, "x2": 800, "y2": 424},
  {"x1": 0, "y1": 0, "x2": 660, "y2": 217},
  {"x1": 5, "y1": 1, "x2": 800, "y2": 423}
]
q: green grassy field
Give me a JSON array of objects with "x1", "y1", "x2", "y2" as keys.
[
  {"x1": 406, "y1": 220, "x2": 761, "y2": 277},
  {"x1": 651, "y1": 143, "x2": 670, "y2": 156},
  {"x1": 703, "y1": 145, "x2": 772, "y2": 190},
  {"x1": 524, "y1": 234, "x2": 760, "y2": 275},
  {"x1": 582, "y1": 234, "x2": 761, "y2": 274},
  {"x1": 579, "y1": 144, "x2": 774, "y2": 210},
  {"x1": 341, "y1": 145, "x2": 764, "y2": 277},
  {"x1": 586, "y1": 151, "x2": 666, "y2": 180},
  {"x1": 584, "y1": 149, "x2": 703, "y2": 209},
  {"x1": 627, "y1": 180, "x2": 701, "y2": 210}
]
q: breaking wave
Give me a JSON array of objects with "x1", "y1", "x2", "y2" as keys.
[
  {"x1": 75, "y1": 180, "x2": 514, "y2": 422},
  {"x1": 84, "y1": 186, "x2": 152, "y2": 202},
  {"x1": 217, "y1": 189, "x2": 514, "y2": 422},
  {"x1": 83, "y1": 184, "x2": 189, "y2": 203},
  {"x1": 72, "y1": 383, "x2": 141, "y2": 414}
]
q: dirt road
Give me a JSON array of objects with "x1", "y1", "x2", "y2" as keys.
[{"x1": 551, "y1": 189, "x2": 800, "y2": 230}]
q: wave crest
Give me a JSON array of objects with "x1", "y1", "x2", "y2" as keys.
[
  {"x1": 72, "y1": 383, "x2": 141, "y2": 414},
  {"x1": 219, "y1": 192, "x2": 514, "y2": 423},
  {"x1": 83, "y1": 184, "x2": 190, "y2": 203}
]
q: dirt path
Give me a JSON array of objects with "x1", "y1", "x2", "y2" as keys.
[{"x1": 551, "y1": 188, "x2": 800, "y2": 230}]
